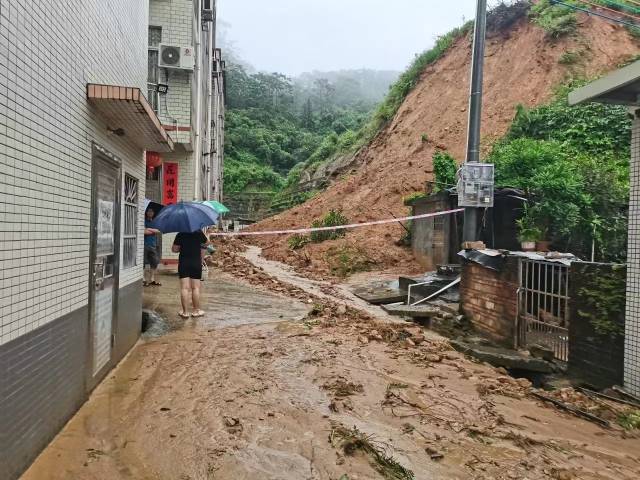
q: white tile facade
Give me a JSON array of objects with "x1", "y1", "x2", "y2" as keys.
[
  {"x1": 149, "y1": 0, "x2": 194, "y2": 145},
  {"x1": 0, "y1": 0, "x2": 149, "y2": 345},
  {"x1": 625, "y1": 114, "x2": 640, "y2": 397}
]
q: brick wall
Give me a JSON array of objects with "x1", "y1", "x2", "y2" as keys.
[
  {"x1": 569, "y1": 262, "x2": 625, "y2": 389},
  {"x1": 625, "y1": 114, "x2": 640, "y2": 396},
  {"x1": 460, "y1": 257, "x2": 520, "y2": 345},
  {"x1": 0, "y1": 0, "x2": 149, "y2": 345}
]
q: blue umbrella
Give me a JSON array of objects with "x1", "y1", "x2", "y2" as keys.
[{"x1": 150, "y1": 201, "x2": 219, "y2": 233}]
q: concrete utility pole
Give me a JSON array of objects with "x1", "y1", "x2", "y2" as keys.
[{"x1": 462, "y1": 0, "x2": 488, "y2": 242}]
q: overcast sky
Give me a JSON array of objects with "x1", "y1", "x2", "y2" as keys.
[{"x1": 217, "y1": 0, "x2": 487, "y2": 75}]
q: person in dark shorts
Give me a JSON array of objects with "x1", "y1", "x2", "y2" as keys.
[
  {"x1": 172, "y1": 229, "x2": 208, "y2": 318},
  {"x1": 144, "y1": 209, "x2": 161, "y2": 286}
]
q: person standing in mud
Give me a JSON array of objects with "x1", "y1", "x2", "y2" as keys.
[
  {"x1": 172, "y1": 229, "x2": 208, "y2": 318},
  {"x1": 143, "y1": 209, "x2": 162, "y2": 287}
]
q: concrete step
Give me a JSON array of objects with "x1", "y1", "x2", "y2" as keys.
[
  {"x1": 450, "y1": 339, "x2": 556, "y2": 373},
  {"x1": 352, "y1": 286, "x2": 407, "y2": 305},
  {"x1": 381, "y1": 303, "x2": 441, "y2": 319}
]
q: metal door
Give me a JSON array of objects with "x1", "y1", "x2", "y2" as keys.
[
  {"x1": 517, "y1": 259, "x2": 570, "y2": 362},
  {"x1": 90, "y1": 151, "x2": 120, "y2": 376}
]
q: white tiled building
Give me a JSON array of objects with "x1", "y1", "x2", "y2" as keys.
[
  {"x1": 570, "y1": 60, "x2": 640, "y2": 397},
  {"x1": 0, "y1": 1, "x2": 175, "y2": 478},
  {"x1": 147, "y1": 0, "x2": 225, "y2": 262}
]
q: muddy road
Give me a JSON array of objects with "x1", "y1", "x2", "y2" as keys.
[{"x1": 22, "y1": 248, "x2": 640, "y2": 480}]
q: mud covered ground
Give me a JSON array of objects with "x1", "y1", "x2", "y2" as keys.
[{"x1": 22, "y1": 247, "x2": 640, "y2": 480}]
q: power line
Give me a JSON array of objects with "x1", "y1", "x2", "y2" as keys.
[{"x1": 551, "y1": 0, "x2": 640, "y2": 29}]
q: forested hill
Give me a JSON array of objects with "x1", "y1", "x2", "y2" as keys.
[{"x1": 223, "y1": 64, "x2": 399, "y2": 193}]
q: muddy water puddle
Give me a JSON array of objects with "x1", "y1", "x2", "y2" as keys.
[{"x1": 143, "y1": 269, "x2": 311, "y2": 330}]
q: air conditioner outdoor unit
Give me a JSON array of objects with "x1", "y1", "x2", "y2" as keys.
[{"x1": 158, "y1": 44, "x2": 195, "y2": 71}]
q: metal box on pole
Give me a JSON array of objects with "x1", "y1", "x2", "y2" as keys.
[{"x1": 457, "y1": 162, "x2": 494, "y2": 207}]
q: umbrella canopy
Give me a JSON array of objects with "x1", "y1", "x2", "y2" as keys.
[
  {"x1": 150, "y1": 201, "x2": 219, "y2": 233},
  {"x1": 144, "y1": 199, "x2": 165, "y2": 216},
  {"x1": 202, "y1": 200, "x2": 230, "y2": 215}
]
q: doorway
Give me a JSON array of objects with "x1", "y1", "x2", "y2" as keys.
[{"x1": 89, "y1": 145, "x2": 121, "y2": 381}]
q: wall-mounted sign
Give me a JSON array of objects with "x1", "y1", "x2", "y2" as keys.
[{"x1": 163, "y1": 162, "x2": 179, "y2": 205}]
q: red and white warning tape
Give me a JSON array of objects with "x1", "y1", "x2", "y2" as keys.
[{"x1": 209, "y1": 208, "x2": 464, "y2": 237}]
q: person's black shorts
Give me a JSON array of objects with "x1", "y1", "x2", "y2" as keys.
[
  {"x1": 144, "y1": 246, "x2": 159, "y2": 269},
  {"x1": 178, "y1": 258, "x2": 202, "y2": 280}
]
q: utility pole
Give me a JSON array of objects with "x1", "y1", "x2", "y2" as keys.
[{"x1": 462, "y1": 0, "x2": 488, "y2": 242}]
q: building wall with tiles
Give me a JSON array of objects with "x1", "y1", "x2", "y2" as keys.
[
  {"x1": 625, "y1": 114, "x2": 640, "y2": 397},
  {"x1": 0, "y1": 0, "x2": 149, "y2": 344},
  {"x1": 149, "y1": 0, "x2": 193, "y2": 143},
  {"x1": 160, "y1": 148, "x2": 196, "y2": 261}
]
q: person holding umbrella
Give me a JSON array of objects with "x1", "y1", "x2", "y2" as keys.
[
  {"x1": 143, "y1": 201, "x2": 163, "y2": 287},
  {"x1": 150, "y1": 201, "x2": 219, "y2": 318},
  {"x1": 172, "y1": 229, "x2": 208, "y2": 318}
]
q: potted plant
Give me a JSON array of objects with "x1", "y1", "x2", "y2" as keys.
[
  {"x1": 535, "y1": 227, "x2": 551, "y2": 252},
  {"x1": 516, "y1": 208, "x2": 541, "y2": 251}
]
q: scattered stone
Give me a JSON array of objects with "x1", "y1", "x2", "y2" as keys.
[
  {"x1": 425, "y1": 446, "x2": 444, "y2": 461},
  {"x1": 368, "y1": 330, "x2": 383, "y2": 341},
  {"x1": 426, "y1": 354, "x2": 442, "y2": 363},
  {"x1": 516, "y1": 378, "x2": 532, "y2": 389},
  {"x1": 412, "y1": 333, "x2": 426, "y2": 345},
  {"x1": 358, "y1": 335, "x2": 369, "y2": 344},
  {"x1": 529, "y1": 344, "x2": 555, "y2": 362},
  {"x1": 405, "y1": 338, "x2": 416, "y2": 347},
  {"x1": 224, "y1": 416, "x2": 240, "y2": 427},
  {"x1": 336, "y1": 304, "x2": 347, "y2": 315},
  {"x1": 160, "y1": 407, "x2": 171, "y2": 412}
]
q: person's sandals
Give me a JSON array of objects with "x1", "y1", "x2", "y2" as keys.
[
  {"x1": 191, "y1": 310, "x2": 205, "y2": 318},
  {"x1": 178, "y1": 311, "x2": 190, "y2": 319},
  {"x1": 150, "y1": 281, "x2": 162, "y2": 286}
]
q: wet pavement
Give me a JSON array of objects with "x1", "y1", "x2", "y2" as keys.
[
  {"x1": 142, "y1": 268, "x2": 310, "y2": 330},
  {"x1": 19, "y1": 257, "x2": 640, "y2": 480}
]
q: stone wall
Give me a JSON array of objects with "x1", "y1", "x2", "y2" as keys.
[
  {"x1": 569, "y1": 262, "x2": 625, "y2": 389},
  {"x1": 460, "y1": 257, "x2": 520, "y2": 345}
]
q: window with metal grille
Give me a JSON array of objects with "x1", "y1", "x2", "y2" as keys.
[
  {"x1": 123, "y1": 175, "x2": 139, "y2": 268},
  {"x1": 148, "y1": 26, "x2": 162, "y2": 48}
]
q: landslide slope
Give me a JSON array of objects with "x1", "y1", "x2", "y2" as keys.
[{"x1": 250, "y1": 13, "x2": 639, "y2": 277}]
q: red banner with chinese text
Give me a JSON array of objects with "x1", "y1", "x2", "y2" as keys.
[{"x1": 163, "y1": 162, "x2": 179, "y2": 205}]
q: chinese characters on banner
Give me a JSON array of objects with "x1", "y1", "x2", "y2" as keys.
[{"x1": 163, "y1": 162, "x2": 179, "y2": 205}]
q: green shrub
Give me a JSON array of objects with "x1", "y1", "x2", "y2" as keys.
[
  {"x1": 432, "y1": 151, "x2": 458, "y2": 192},
  {"x1": 224, "y1": 156, "x2": 284, "y2": 192},
  {"x1": 310, "y1": 210, "x2": 349, "y2": 243},
  {"x1": 530, "y1": 0, "x2": 577, "y2": 39},
  {"x1": 489, "y1": 84, "x2": 631, "y2": 261},
  {"x1": 325, "y1": 244, "x2": 375, "y2": 277},
  {"x1": 618, "y1": 411, "x2": 640, "y2": 430},
  {"x1": 403, "y1": 192, "x2": 426, "y2": 206},
  {"x1": 288, "y1": 234, "x2": 310, "y2": 250},
  {"x1": 558, "y1": 50, "x2": 580, "y2": 65}
]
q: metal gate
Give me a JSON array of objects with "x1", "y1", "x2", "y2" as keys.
[{"x1": 517, "y1": 259, "x2": 570, "y2": 362}]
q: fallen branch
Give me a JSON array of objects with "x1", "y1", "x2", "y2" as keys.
[
  {"x1": 530, "y1": 391, "x2": 610, "y2": 428},
  {"x1": 578, "y1": 387, "x2": 640, "y2": 409}
]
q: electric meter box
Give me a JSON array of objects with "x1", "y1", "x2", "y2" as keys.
[{"x1": 457, "y1": 162, "x2": 494, "y2": 207}]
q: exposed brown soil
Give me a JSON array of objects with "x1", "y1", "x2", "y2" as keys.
[
  {"x1": 249, "y1": 15, "x2": 639, "y2": 277},
  {"x1": 22, "y1": 246, "x2": 640, "y2": 480}
]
